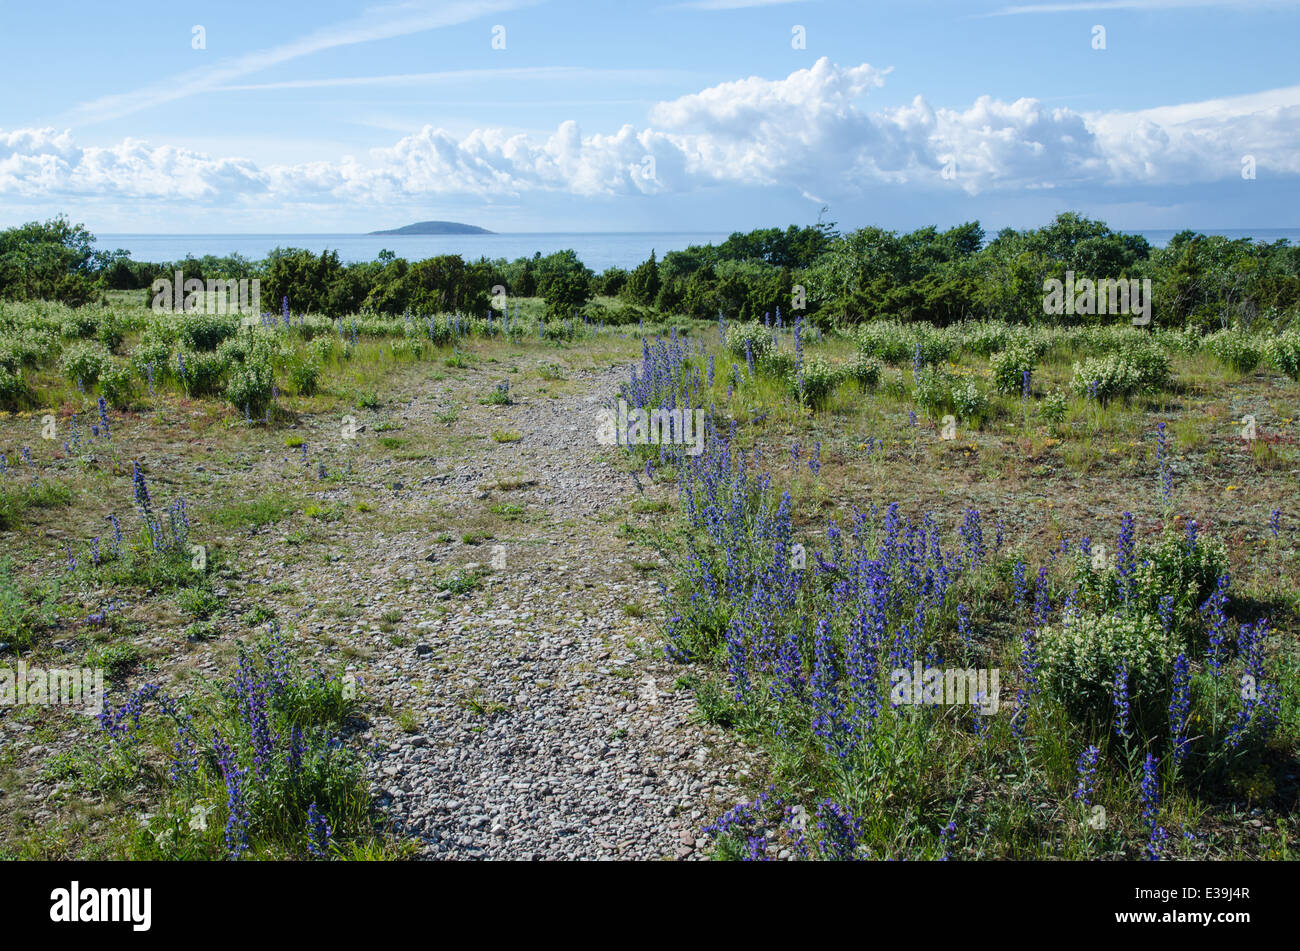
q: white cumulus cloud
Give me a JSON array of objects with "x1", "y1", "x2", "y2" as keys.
[{"x1": 4, "y1": 58, "x2": 1299, "y2": 212}]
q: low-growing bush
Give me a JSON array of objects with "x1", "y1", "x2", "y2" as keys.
[
  {"x1": 0, "y1": 329, "x2": 53, "y2": 370},
  {"x1": 857, "y1": 321, "x2": 954, "y2": 367},
  {"x1": 58, "y1": 340, "x2": 112, "y2": 385},
  {"x1": 226, "y1": 355, "x2": 276, "y2": 418},
  {"x1": 856, "y1": 321, "x2": 913, "y2": 365},
  {"x1": 58, "y1": 310, "x2": 99, "y2": 340},
  {"x1": 311, "y1": 335, "x2": 336, "y2": 363},
  {"x1": 130, "y1": 334, "x2": 172, "y2": 379},
  {"x1": 762, "y1": 350, "x2": 797, "y2": 379},
  {"x1": 990, "y1": 346, "x2": 1035, "y2": 396},
  {"x1": 0, "y1": 365, "x2": 28, "y2": 409},
  {"x1": 912, "y1": 366, "x2": 954, "y2": 415},
  {"x1": 1205, "y1": 329, "x2": 1263, "y2": 375},
  {"x1": 96, "y1": 310, "x2": 132, "y2": 351},
  {"x1": 1039, "y1": 610, "x2": 1178, "y2": 724},
  {"x1": 1039, "y1": 388, "x2": 1068, "y2": 427},
  {"x1": 843, "y1": 355, "x2": 881, "y2": 392},
  {"x1": 97, "y1": 359, "x2": 137, "y2": 409},
  {"x1": 289, "y1": 360, "x2": 321, "y2": 396},
  {"x1": 897, "y1": 369, "x2": 986, "y2": 423},
  {"x1": 1071, "y1": 347, "x2": 1168, "y2": 402},
  {"x1": 790, "y1": 356, "x2": 840, "y2": 408},
  {"x1": 1268, "y1": 328, "x2": 1300, "y2": 381},
  {"x1": 1158, "y1": 326, "x2": 1203, "y2": 356},
  {"x1": 94, "y1": 632, "x2": 369, "y2": 860},
  {"x1": 725, "y1": 322, "x2": 775, "y2": 364},
  {"x1": 1075, "y1": 528, "x2": 1229, "y2": 640},
  {"x1": 949, "y1": 377, "x2": 988, "y2": 421},
  {"x1": 959, "y1": 320, "x2": 1014, "y2": 357},
  {"x1": 177, "y1": 312, "x2": 239, "y2": 351},
  {"x1": 176, "y1": 349, "x2": 228, "y2": 398},
  {"x1": 1130, "y1": 345, "x2": 1171, "y2": 392}
]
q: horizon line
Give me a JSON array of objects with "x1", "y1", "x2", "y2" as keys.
[{"x1": 91, "y1": 226, "x2": 1300, "y2": 236}]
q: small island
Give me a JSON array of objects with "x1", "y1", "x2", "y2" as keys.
[{"x1": 368, "y1": 220, "x2": 494, "y2": 235}]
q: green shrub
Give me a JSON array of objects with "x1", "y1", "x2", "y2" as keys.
[
  {"x1": 85, "y1": 642, "x2": 140, "y2": 678},
  {"x1": 990, "y1": 346, "x2": 1035, "y2": 396},
  {"x1": 1039, "y1": 610, "x2": 1178, "y2": 722},
  {"x1": 912, "y1": 366, "x2": 954, "y2": 415},
  {"x1": 176, "y1": 349, "x2": 228, "y2": 398},
  {"x1": 844, "y1": 355, "x2": 882, "y2": 392},
  {"x1": 540, "y1": 319, "x2": 577, "y2": 342},
  {"x1": 1268, "y1": 328, "x2": 1300, "y2": 381},
  {"x1": 0, "y1": 366, "x2": 27, "y2": 410},
  {"x1": 856, "y1": 321, "x2": 953, "y2": 367},
  {"x1": 1158, "y1": 326, "x2": 1202, "y2": 356},
  {"x1": 1068, "y1": 325, "x2": 1151, "y2": 356},
  {"x1": 131, "y1": 334, "x2": 172, "y2": 379},
  {"x1": 481, "y1": 381, "x2": 512, "y2": 405},
  {"x1": 98, "y1": 359, "x2": 137, "y2": 409},
  {"x1": 1039, "y1": 388, "x2": 1068, "y2": 427},
  {"x1": 1072, "y1": 528, "x2": 1227, "y2": 639},
  {"x1": 725, "y1": 323, "x2": 775, "y2": 364},
  {"x1": 58, "y1": 311, "x2": 99, "y2": 339},
  {"x1": 1070, "y1": 348, "x2": 1167, "y2": 402},
  {"x1": 1130, "y1": 345, "x2": 1171, "y2": 392},
  {"x1": 312, "y1": 335, "x2": 336, "y2": 363},
  {"x1": 912, "y1": 325, "x2": 957, "y2": 366},
  {"x1": 95, "y1": 636, "x2": 368, "y2": 860},
  {"x1": 226, "y1": 355, "x2": 276, "y2": 417},
  {"x1": 790, "y1": 357, "x2": 841, "y2": 408},
  {"x1": 762, "y1": 350, "x2": 797, "y2": 379},
  {"x1": 58, "y1": 340, "x2": 112, "y2": 385},
  {"x1": 1006, "y1": 327, "x2": 1055, "y2": 361},
  {"x1": 176, "y1": 585, "x2": 222, "y2": 619},
  {"x1": 215, "y1": 334, "x2": 251, "y2": 365},
  {"x1": 856, "y1": 321, "x2": 912, "y2": 364},
  {"x1": 949, "y1": 378, "x2": 988, "y2": 420},
  {"x1": 1128, "y1": 531, "x2": 1227, "y2": 637},
  {"x1": 959, "y1": 320, "x2": 1014, "y2": 357},
  {"x1": 216, "y1": 331, "x2": 290, "y2": 371},
  {"x1": 0, "y1": 329, "x2": 53, "y2": 370},
  {"x1": 1205, "y1": 329, "x2": 1263, "y2": 375},
  {"x1": 289, "y1": 360, "x2": 321, "y2": 397},
  {"x1": 424, "y1": 321, "x2": 453, "y2": 348},
  {"x1": 177, "y1": 312, "x2": 239, "y2": 351},
  {"x1": 96, "y1": 311, "x2": 132, "y2": 351}
]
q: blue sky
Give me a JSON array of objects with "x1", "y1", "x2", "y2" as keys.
[{"x1": 1, "y1": 0, "x2": 1298, "y2": 233}]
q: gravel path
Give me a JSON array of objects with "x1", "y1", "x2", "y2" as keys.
[{"x1": 323, "y1": 364, "x2": 755, "y2": 859}]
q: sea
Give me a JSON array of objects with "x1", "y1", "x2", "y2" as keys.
[
  {"x1": 94, "y1": 228, "x2": 1300, "y2": 272},
  {"x1": 94, "y1": 232, "x2": 732, "y2": 273}
]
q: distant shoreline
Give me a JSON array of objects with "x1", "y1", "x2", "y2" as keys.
[
  {"x1": 89, "y1": 227, "x2": 1300, "y2": 272},
  {"x1": 95, "y1": 231, "x2": 733, "y2": 237},
  {"x1": 95, "y1": 228, "x2": 1300, "y2": 238},
  {"x1": 368, "y1": 220, "x2": 494, "y2": 236}
]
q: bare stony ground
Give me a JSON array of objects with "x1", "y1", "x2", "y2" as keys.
[
  {"x1": 0, "y1": 340, "x2": 759, "y2": 859},
  {"x1": 237, "y1": 362, "x2": 756, "y2": 859}
]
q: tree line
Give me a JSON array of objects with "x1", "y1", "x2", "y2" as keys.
[{"x1": 3, "y1": 214, "x2": 1297, "y2": 331}]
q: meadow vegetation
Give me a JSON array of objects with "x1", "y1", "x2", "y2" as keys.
[{"x1": 1, "y1": 212, "x2": 1297, "y2": 860}]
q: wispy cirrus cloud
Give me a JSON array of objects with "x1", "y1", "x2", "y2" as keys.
[
  {"x1": 667, "y1": 0, "x2": 811, "y2": 10},
  {"x1": 58, "y1": 0, "x2": 533, "y2": 126},
  {"x1": 986, "y1": 0, "x2": 1300, "y2": 15},
  {"x1": 216, "y1": 66, "x2": 700, "y2": 92}
]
